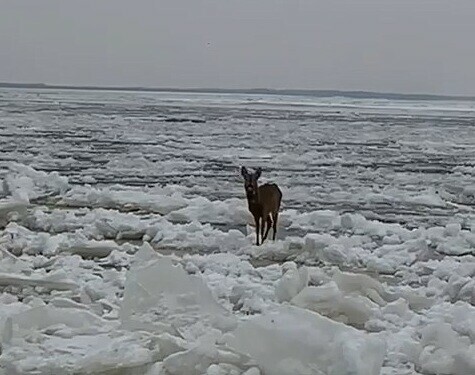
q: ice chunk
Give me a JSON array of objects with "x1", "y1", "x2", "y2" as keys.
[
  {"x1": 332, "y1": 268, "x2": 397, "y2": 306},
  {"x1": 274, "y1": 261, "x2": 308, "y2": 302},
  {"x1": 242, "y1": 368, "x2": 261, "y2": 375},
  {"x1": 163, "y1": 342, "x2": 252, "y2": 375},
  {"x1": 75, "y1": 337, "x2": 158, "y2": 374},
  {"x1": 340, "y1": 213, "x2": 355, "y2": 230},
  {"x1": 2, "y1": 222, "x2": 67, "y2": 256},
  {"x1": 453, "y1": 345, "x2": 475, "y2": 375},
  {"x1": 436, "y1": 235, "x2": 474, "y2": 256},
  {"x1": 165, "y1": 197, "x2": 249, "y2": 225},
  {"x1": 120, "y1": 253, "x2": 237, "y2": 340},
  {"x1": 2, "y1": 330, "x2": 159, "y2": 374},
  {"x1": 4, "y1": 162, "x2": 69, "y2": 202},
  {"x1": 451, "y1": 303, "x2": 475, "y2": 341},
  {"x1": 0, "y1": 272, "x2": 78, "y2": 291},
  {"x1": 289, "y1": 209, "x2": 341, "y2": 231},
  {"x1": 163, "y1": 344, "x2": 218, "y2": 375},
  {"x1": 302, "y1": 233, "x2": 367, "y2": 266},
  {"x1": 61, "y1": 239, "x2": 119, "y2": 258},
  {"x1": 61, "y1": 185, "x2": 188, "y2": 214},
  {"x1": 291, "y1": 282, "x2": 375, "y2": 326},
  {"x1": 145, "y1": 362, "x2": 164, "y2": 375},
  {"x1": 152, "y1": 220, "x2": 248, "y2": 253},
  {"x1": 226, "y1": 305, "x2": 385, "y2": 375},
  {"x1": 0, "y1": 245, "x2": 30, "y2": 274},
  {"x1": 0, "y1": 200, "x2": 29, "y2": 227},
  {"x1": 382, "y1": 298, "x2": 410, "y2": 318},
  {"x1": 155, "y1": 333, "x2": 187, "y2": 360},
  {"x1": 417, "y1": 321, "x2": 475, "y2": 375},
  {"x1": 131, "y1": 241, "x2": 163, "y2": 267},
  {"x1": 12, "y1": 305, "x2": 105, "y2": 331},
  {"x1": 408, "y1": 192, "x2": 446, "y2": 208},
  {"x1": 445, "y1": 223, "x2": 462, "y2": 237}
]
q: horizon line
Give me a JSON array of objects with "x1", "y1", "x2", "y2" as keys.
[{"x1": 1, "y1": 81, "x2": 474, "y2": 101}]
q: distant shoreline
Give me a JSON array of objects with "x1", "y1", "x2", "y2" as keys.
[{"x1": 1, "y1": 82, "x2": 474, "y2": 102}]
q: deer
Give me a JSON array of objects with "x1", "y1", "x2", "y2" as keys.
[{"x1": 240, "y1": 166, "x2": 282, "y2": 246}]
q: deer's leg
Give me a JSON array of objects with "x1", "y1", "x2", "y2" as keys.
[
  {"x1": 254, "y1": 215, "x2": 260, "y2": 246},
  {"x1": 262, "y1": 214, "x2": 272, "y2": 243},
  {"x1": 272, "y1": 212, "x2": 279, "y2": 241},
  {"x1": 260, "y1": 215, "x2": 266, "y2": 242}
]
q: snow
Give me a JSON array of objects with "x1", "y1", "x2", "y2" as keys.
[{"x1": 0, "y1": 89, "x2": 474, "y2": 374}]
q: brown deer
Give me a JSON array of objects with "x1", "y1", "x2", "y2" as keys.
[{"x1": 241, "y1": 166, "x2": 282, "y2": 246}]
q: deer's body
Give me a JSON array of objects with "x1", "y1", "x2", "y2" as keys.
[{"x1": 241, "y1": 167, "x2": 282, "y2": 246}]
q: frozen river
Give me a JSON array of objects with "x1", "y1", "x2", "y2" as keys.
[
  {"x1": 1, "y1": 88, "x2": 474, "y2": 229},
  {"x1": 0, "y1": 88, "x2": 475, "y2": 374}
]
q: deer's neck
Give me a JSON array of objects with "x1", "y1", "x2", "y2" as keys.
[{"x1": 246, "y1": 189, "x2": 261, "y2": 212}]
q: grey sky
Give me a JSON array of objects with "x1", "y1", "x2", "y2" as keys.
[{"x1": 1, "y1": 0, "x2": 475, "y2": 95}]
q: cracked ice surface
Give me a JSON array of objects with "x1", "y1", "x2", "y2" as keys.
[{"x1": 0, "y1": 89, "x2": 474, "y2": 374}]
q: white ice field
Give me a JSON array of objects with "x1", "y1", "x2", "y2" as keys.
[{"x1": 0, "y1": 88, "x2": 474, "y2": 374}]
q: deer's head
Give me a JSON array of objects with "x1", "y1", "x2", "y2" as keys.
[{"x1": 241, "y1": 166, "x2": 261, "y2": 198}]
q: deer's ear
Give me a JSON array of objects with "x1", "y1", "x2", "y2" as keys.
[
  {"x1": 241, "y1": 166, "x2": 248, "y2": 177},
  {"x1": 255, "y1": 167, "x2": 262, "y2": 179}
]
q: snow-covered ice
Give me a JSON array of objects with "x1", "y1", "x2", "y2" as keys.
[{"x1": 0, "y1": 89, "x2": 474, "y2": 374}]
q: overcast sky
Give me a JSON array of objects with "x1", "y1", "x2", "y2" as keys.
[{"x1": 1, "y1": 0, "x2": 475, "y2": 95}]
